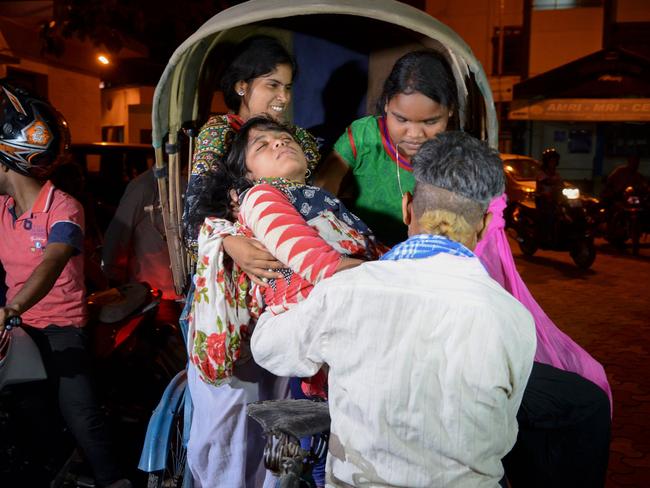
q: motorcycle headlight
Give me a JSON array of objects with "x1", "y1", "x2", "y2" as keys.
[{"x1": 562, "y1": 188, "x2": 580, "y2": 200}]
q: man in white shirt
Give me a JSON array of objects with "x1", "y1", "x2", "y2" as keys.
[{"x1": 251, "y1": 131, "x2": 536, "y2": 487}]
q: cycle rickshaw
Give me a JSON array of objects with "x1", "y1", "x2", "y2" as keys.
[{"x1": 138, "y1": 1, "x2": 498, "y2": 486}]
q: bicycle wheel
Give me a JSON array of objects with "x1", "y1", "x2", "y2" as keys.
[{"x1": 146, "y1": 402, "x2": 187, "y2": 488}]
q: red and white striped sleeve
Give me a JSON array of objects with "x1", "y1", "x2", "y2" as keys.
[{"x1": 239, "y1": 183, "x2": 342, "y2": 284}]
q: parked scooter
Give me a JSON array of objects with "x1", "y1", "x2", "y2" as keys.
[{"x1": 507, "y1": 187, "x2": 597, "y2": 269}]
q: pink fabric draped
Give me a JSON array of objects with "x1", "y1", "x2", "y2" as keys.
[{"x1": 475, "y1": 194, "x2": 612, "y2": 405}]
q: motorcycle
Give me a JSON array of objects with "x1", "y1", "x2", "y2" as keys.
[
  {"x1": 604, "y1": 185, "x2": 649, "y2": 255},
  {"x1": 507, "y1": 187, "x2": 597, "y2": 269},
  {"x1": 0, "y1": 284, "x2": 184, "y2": 487}
]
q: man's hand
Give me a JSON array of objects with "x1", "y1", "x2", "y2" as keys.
[
  {"x1": 0, "y1": 306, "x2": 20, "y2": 332},
  {"x1": 335, "y1": 257, "x2": 364, "y2": 273},
  {"x1": 223, "y1": 236, "x2": 284, "y2": 287}
]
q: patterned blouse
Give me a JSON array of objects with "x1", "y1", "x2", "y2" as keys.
[{"x1": 182, "y1": 114, "x2": 320, "y2": 257}]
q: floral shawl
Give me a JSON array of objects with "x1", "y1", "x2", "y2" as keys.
[{"x1": 188, "y1": 179, "x2": 385, "y2": 386}]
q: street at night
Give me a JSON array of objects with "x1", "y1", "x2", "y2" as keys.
[
  {"x1": 2, "y1": 0, "x2": 650, "y2": 487},
  {"x1": 513, "y1": 236, "x2": 650, "y2": 487}
]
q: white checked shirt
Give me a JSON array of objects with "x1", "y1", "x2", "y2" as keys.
[{"x1": 252, "y1": 253, "x2": 536, "y2": 488}]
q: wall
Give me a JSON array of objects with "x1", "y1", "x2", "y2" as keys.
[
  {"x1": 530, "y1": 121, "x2": 597, "y2": 180},
  {"x1": 101, "y1": 87, "x2": 143, "y2": 129},
  {"x1": 426, "y1": 0, "x2": 523, "y2": 75},
  {"x1": 529, "y1": 7, "x2": 603, "y2": 76},
  {"x1": 617, "y1": 0, "x2": 650, "y2": 22},
  {"x1": 101, "y1": 86, "x2": 155, "y2": 143},
  {"x1": 128, "y1": 104, "x2": 153, "y2": 143},
  {"x1": 0, "y1": 58, "x2": 101, "y2": 143}
]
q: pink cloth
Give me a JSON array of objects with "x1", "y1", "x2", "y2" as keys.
[{"x1": 475, "y1": 194, "x2": 612, "y2": 405}]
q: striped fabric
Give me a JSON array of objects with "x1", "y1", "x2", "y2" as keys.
[
  {"x1": 240, "y1": 183, "x2": 351, "y2": 313},
  {"x1": 381, "y1": 234, "x2": 475, "y2": 261}
]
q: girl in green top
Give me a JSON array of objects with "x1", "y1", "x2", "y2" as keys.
[
  {"x1": 314, "y1": 49, "x2": 611, "y2": 488},
  {"x1": 316, "y1": 50, "x2": 457, "y2": 245}
]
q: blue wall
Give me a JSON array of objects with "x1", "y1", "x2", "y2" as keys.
[{"x1": 292, "y1": 32, "x2": 369, "y2": 152}]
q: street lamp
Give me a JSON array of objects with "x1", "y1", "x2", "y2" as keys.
[{"x1": 97, "y1": 54, "x2": 110, "y2": 65}]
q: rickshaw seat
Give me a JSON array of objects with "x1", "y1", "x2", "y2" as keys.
[{"x1": 247, "y1": 399, "x2": 330, "y2": 440}]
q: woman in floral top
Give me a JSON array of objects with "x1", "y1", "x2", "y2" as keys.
[
  {"x1": 186, "y1": 116, "x2": 385, "y2": 488},
  {"x1": 182, "y1": 36, "x2": 319, "y2": 488},
  {"x1": 186, "y1": 111, "x2": 372, "y2": 486},
  {"x1": 182, "y1": 35, "x2": 320, "y2": 258}
]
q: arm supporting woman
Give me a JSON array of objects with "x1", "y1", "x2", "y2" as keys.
[{"x1": 222, "y1": 235, "x2": 284, "y2": 286}]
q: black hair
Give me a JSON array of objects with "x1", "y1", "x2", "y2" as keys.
[
  {"x1": 376, "y1": 50, "x2": 458, "y2": 116},
  {"x1": 220, "y1": 36, "x2": 296, "y2": 113},
  {"x1": 187, "y1": 116, "x2": 297, "y2": 230}
]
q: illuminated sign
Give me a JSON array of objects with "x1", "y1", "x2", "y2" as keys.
[{"x1": 509, "y1": 99, "x2": 650, "y2": 121}]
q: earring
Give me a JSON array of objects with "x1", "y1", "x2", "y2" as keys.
[
  {"x1": 238, "y1": 90, "x2": 245, "y2": 96},
  {"x1": 305, "y1": 168, "x2": 312, "y2": 179}
]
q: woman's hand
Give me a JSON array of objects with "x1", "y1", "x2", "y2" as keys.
[{"x1": 223, "y1": 235, "x2": 284, "y2": 286}]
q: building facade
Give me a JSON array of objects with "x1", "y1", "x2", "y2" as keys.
[{"x1": 424, "y1": 0, "x2": 650, "y2": 186}]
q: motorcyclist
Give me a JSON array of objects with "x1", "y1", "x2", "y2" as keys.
[
  {"x1": 535, "y1": 148, "x2": 564, "y2": 243},
  {"x1": 0, "y1": 81, "x2": 130, "y2": 488},
  {"x1": 602, "y1": 152, "x2": 647, "y2": 204}
]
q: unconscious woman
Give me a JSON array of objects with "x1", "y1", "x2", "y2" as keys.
[
  {"x1": 181, "y1": 35, "x2": 320, "y2": 488},
  {"x1": 186, "y1": 116, "x2": 385, "y2": 488},
  {"x1": 315, "y1": 49, "x2": 611, "y2": 488}
]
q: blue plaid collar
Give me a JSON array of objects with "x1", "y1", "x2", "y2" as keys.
[{"x1": 380, "y1": 234, "x2": 475, "y2": 261}]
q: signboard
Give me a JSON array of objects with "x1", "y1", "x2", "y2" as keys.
[
  {"x1": 488, "y1": 76, "x2": 519, "y2": 103},
  {"x1": 509, "y1": 98, "x2": 650, "y2": 121}
]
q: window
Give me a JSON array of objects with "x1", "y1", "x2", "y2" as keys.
[
  {"x1": 492, "y1": 26, "x2": 525, "y2": 76},
  {"x1": 139, "y1": 129, "x2": 152, "y2": 145},
  {"x1": 5, "y1": 68, "x2": 48, "y2": 99},
  {"x1": 102, "y1": 126, "x2": 124, "y2": 143},
  {"x1": 604, "y1": 123, "x2": 650, "y2": 158},
  {"x1": 533, "y1": 0, "x2": 602, "y2": 10},
  {"x1": 568, "y1": 129, "x2": 592, "y2": 154}
]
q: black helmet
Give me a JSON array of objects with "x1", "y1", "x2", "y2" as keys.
[
  {"x1": 541, "y1": 147, "x2": 560, "y2": 164},
  {"x1": 0, "y1": 81, "x2": 70, "y2": 178}
]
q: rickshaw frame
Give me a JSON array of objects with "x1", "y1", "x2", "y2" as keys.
[
  {"x1": 149, "y1": 0, "x2": 498, "y2": 296},
  {"x1": 140, "y1": 0, "x2": 499, "y2": 484}
]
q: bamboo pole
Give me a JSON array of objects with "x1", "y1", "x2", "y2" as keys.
[{"x1": 154, "y1": 145, "x2": 186, "y2": 295}]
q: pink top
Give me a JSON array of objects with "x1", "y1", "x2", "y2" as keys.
[
  {"x1": 475, "y1": 194, "x2": 612, "y2": 405},
  {"x1": 0, "y1": 181, "x2": 87, "y2": 328}
]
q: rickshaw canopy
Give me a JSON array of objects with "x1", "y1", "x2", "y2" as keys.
[
  {"x1": 152, "y1": 0, "x2": 498, "y2": 294},
  {"x1": 153, "y1": 0, "x2": 497, "y2": 147}
]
